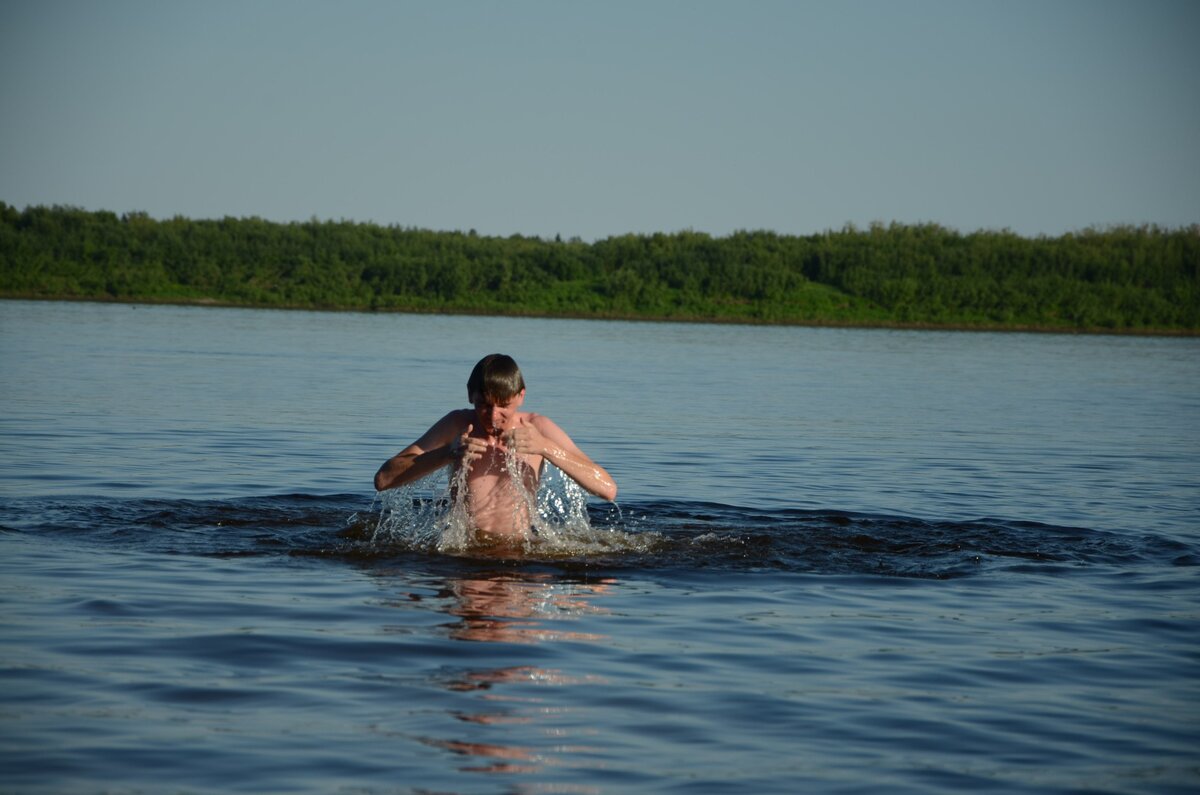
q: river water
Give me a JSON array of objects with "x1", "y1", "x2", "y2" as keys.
[{"x1": 1, "y1": 300, "x2": 1197, "y2": 794}]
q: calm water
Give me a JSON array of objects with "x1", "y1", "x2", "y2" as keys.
[{"x1": 1, "y1": 300, "x2": 1197, "y2": 794}]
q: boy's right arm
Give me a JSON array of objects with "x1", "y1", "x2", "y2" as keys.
[{"x1": 374, "y1": 411, "x2": 473, "y2": 492}]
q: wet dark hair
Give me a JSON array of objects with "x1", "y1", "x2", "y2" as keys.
[{"x1": 467, "y1": 354, "x2": 525, "y2": 403}]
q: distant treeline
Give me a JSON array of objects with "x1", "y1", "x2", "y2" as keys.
[{"x1": 1, "y1": 203, "x2": 1197, "y2": 333}]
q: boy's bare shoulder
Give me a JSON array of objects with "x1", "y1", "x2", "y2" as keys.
[
  {"x1": 525, "y1": 412, "x2": 571, "y2": 438},
  {"x1": 442, "y1": 408, "x2": 477, "y2": 429},
  {"x1": 423, "y1": 408, "x2": 474, "y2": 438}
]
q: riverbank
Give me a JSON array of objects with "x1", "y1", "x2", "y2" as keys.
[
  {"x1": 4, "y1": 293, "x2": 1194, "y2": 337},
  {"x1": 3, "y1": 204, "x2": 1196, "y2": 335}
]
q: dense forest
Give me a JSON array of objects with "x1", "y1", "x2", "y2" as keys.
[{"x1": 1, "y1": 203, "x2": 1196, "y2": 333}]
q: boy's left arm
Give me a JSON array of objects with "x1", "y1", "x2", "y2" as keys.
[{"x1": 508, "y1": 415, "x2": 618, "y2": 501}]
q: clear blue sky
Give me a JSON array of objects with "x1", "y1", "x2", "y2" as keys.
[{"x1": 2, "y1": 0, "x2": 1197, "y2": 240}]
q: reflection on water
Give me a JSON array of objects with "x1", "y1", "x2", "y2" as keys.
[
  {"x1": 446, "y1": 572, "x2": 613, "y2": 644},
  {"x1": 375, "y1": 567, "x2": 613, "y2": 781}
]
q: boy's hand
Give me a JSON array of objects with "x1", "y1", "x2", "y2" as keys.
[
  {"x1": 451, "y1": 424, "x2": 489, "y2": 467},
  {"x1": 506, "y1": 416, "x2": 548, "y2": 457}
]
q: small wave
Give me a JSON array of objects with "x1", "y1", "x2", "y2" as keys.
[{"x1": 1, "y1": 493, "x2": 1193, "y2": 579}]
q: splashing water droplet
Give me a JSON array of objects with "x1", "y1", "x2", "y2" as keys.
[{"x1": 368, "y1": 450, "x2": 652, "y2": 559}]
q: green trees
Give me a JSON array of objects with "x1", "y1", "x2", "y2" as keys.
[{"x1": 1, "y1": 202, "x2": 1195, "y2": 333}]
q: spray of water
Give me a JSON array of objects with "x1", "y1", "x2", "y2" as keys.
[{"x1": 368, "y1": 446, "x2": 651, "y2": 559}]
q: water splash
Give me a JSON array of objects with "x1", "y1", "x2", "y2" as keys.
[{"x1": 368, "y1": 453, "x2": 651, "y2": 559}]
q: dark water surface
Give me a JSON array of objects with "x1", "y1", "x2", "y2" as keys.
[{"x1": 1, "y1": 301, "x2": 1197, "y2": 794}]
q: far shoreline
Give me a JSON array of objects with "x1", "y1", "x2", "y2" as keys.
[{"x1": 4, "y1": 294, "x2": 1195, "y2": 338}]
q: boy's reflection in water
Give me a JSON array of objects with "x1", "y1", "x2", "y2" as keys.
[
  {"x1": 446, "y1": 570, "x2": 613, "y2": 644},
  {"x1": 422, "y1": 570, "x2": 614, "y2": 778}
]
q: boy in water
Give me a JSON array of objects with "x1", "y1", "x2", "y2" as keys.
[{"x1": 374, "y1": 354, "x2": 617, "y2": 542}]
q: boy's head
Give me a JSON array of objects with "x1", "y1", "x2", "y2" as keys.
[{"x1": 467, "y1": 354, "x2": 526, "y2": 404}]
